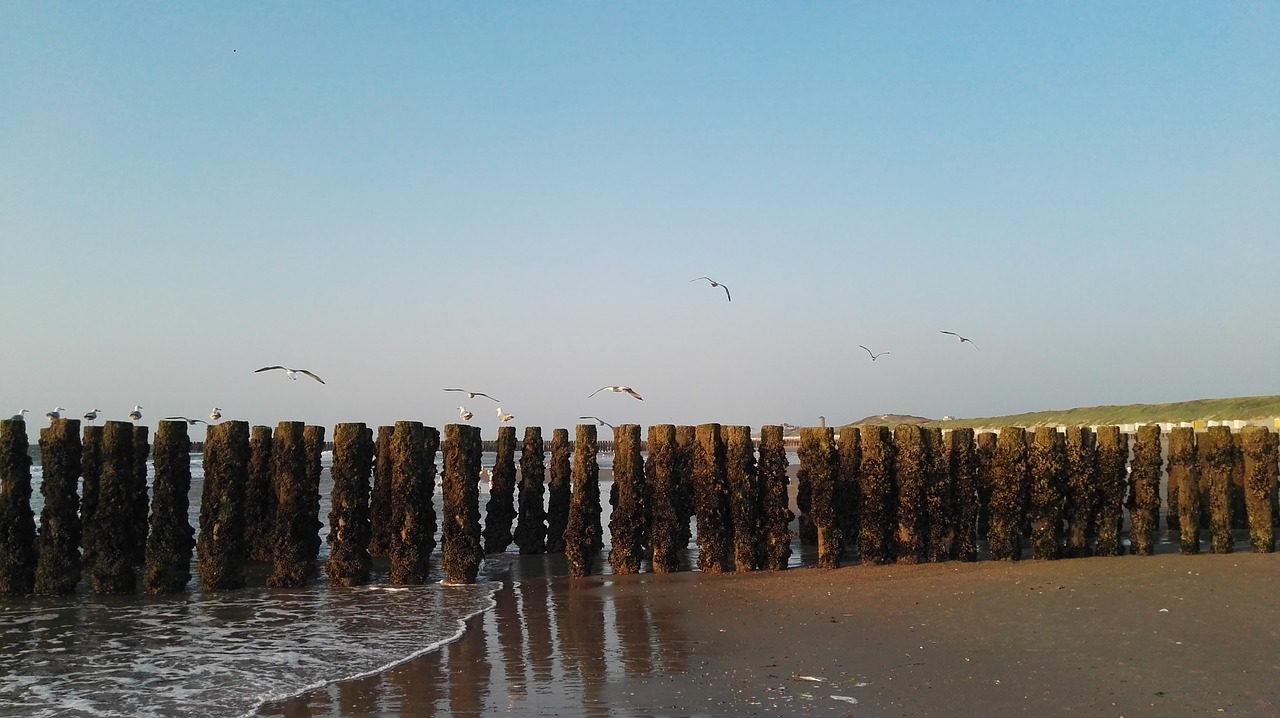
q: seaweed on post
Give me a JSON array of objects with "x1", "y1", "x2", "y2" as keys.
[
  {"x1": 987, "y1": 427, "x2": 1028, "y2": 561},
  {"x1": 1063, "y1": 426, "x2": 1098, "y2": 558},
  {"x1": 130, "y1": 426, "x2": 151, "y2": 567},
  {"x1": 674, "y1": 425, "x2": 697, "y2": 549},
  {"x1": 800, "y1": 427, "x2": 840, "y2": 568},
  {"x1": 544, "y1": 428, "x2": 572, "y2": 554},
  {"x1": 441, "y1": 424, "x2": 483, "y2": 584},
  {"x1": 1128, "y1": 425, "x2": 1163, "y2": 556},
  {"x1": 690, "y1": 424, "x2": 730, "y2": 573},
  {"x1": 924, "y1": 427, "x2": 953, "y2": 563},
  {"x1": 79, "y1": 425, "x2": 103, "y2": 556},
  {"x1": 1027, "y1": 427, "x2": 1066, "y2": 560},
  {"x1": 197, "y1": 421, "x2": 249, "y2": 590},
  {"x1": 758, "y1": 425, "x2": 794, "y2": 570},
  {"x1": 836, "y1": 427, "x2": 861, "y2": 562},
  {"x1": 892, "y1": 425, "x2": 927, "y2": 564},
  {"x1": 302, "y1": 425, "x2": 326, "y2": 565},
  {"x1": 85, "y1": 421, "x2": 141, "y2": 593},
  {"x1": 514, "y1": 426, "x2": 547, "y2": 555},
  {"x1": 0, "y1": 418, "x2": 36, "y2": 595},
  {"x1": 564, "y1": 424, "x2": 603, "y2": 577},
  {"x1": 1200, "y1": 426, "x2": 1234, "y2": 554},
  {"x1": 646, "y1": 425, "x2": 683, "y2": 572},
  {"x1": 142, "y1": 420, "x2": 195, "y2": 594},
  {"x1": 795, "y1": 426, "x2": 817, "y2": 547},
  {"x1": 1230, "y1": 433, "x2": 1248, "y2": 531},
  {"x1": 326, "y1": 423, "x2": 375, "y2": 586},
  {"x1": 724, "y1": 425, "x2": 760, "y2": 572},
  {"x1": 389, "y1": 421, "x2": 435, "y2": 584},
  {"x1": 1239, "y1": 426, "x2": 1275, "y2": 553},
  {"x1": 368, "y1": 425, "x2": 394, "y2": 560},
  {"x1": 244, "y1": 426, "x2": 275, "y2": 562},
  {"x1": 267, "y1": 421, "x2": 312, "y2": 587},
  {"x1": 35, "y1": 418, "x2": 82, "y2": 594},
  {"x1": 947, "y1": 428, "x2": 978, "y2": 562},
  {"x1": 1167, "y1": 427, "x2": 1200, "y2": 554},
  {"x1": 608, "y1": 424, "x2": 647, "y2": 574},
  {"x1": 974, "y1": 431, "x2": 997, "y2": 543},
  {"x1": 483, "y1": 425, "x2": 518, "y2": 554},
  {"x1": 1093, "y1": 426, "x2": 1128, "y2": 557},
  {"x1": 857, "y1": 425, "x2": 894, "y2": 565}
]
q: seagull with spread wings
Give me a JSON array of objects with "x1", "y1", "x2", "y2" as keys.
[
  {"x1": 579, "y1": 416, "x2": 615, "y2": 429},
  {"x1": 939, "y1": 331, "x2": 979, "y2": 350},
  {"x1": 444, "y1": 388, "x2": 499, "y2": 402},
  {"x1": 588, "y1": 385, "x2": 644, "y2": 401},
  {"x1": 255, "y1": 366, "x2": 326, "y2": 384},
  {"x1": 690, "y1": 276, "x2": 731, "y2": 302},
  {"x1": 859, "y1": 345, "x2": 889, "y2": 361}
]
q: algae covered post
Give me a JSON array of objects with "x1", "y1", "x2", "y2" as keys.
[
  {"x1": 724, "y1": 425, "x2": 760, "y2": 572},
  {"x1": 484, "y1": 425, "x2": 518, "y2": 554},
  {"x1": 79, "y1": 425, "x2": 103, "y2": 554},
  {"x1": 987, "y1": 427, "x2": 1028, "y2": 561},
  {"x1": 923, "y1": 427, "x2": 953, "y2": 563},
  {"x1": 858, "y1": 425, "x2": 894, "y2": 565},
  {"x1": 326, "y1": 423, "x2": 375, "y2": 587},
  {"x1": 267, "y1": 421, "x2": 313, "y2": 587},
  {"x1": 674, "y1": 425, "x2": 697, "y2": 549},
  {"x1": 836, "y1": 426, "x2": 861, "y2": 561},
  {"x1": 608, "y1": 424, "x2": 647, "y2": 575},
  {"x1": 441, "y1": 424, "x2": 483, "y2": 584},
  {"x1": 1027, "y1": 427, "x2": 1065, "y2": 561},
  {"x1": 800, "y1": 426, "x2": 841, "y2": 568},
  {"x1": 1063, "y1": 426, "x2": 1098, "y2": 558},
  {"x1": 35, "y1": 418, "x2": 83, "y2": 595},
  {"x1": 514, "y1": 426, "x2": 547, "y2": 555},
  {"x1": 544, "y1": 428, "x2": 571, "y2": 554},
  {"x1": 368, "y1": 425, "x2": 394, "y2": 560},
  {"x1": 1128, "y1": 425, "x2": 1163, "y2": 556},
  {"x1": 646, "y1": 425, "x2": 683, "y2": 573},
  {"x1": 947, "y1": 428, "x2": 979, "y2": 562},
  {"x1": 564, "y1": 424, "x2": 603, "y2": 578},
  {"x1": 691, "y1": 423, "x2": 730, "y2": 573},
  {"x1": 1200, "y1": 426, "x2": 1235, "y2": 554},
  {"x1": 129, "y1": 426, "x2": 151, "y2": 567},
  {"x1": 389, "y1": 421, "x2": 436, "y2": 585},
  {"x1": 143, "y1": 420, "x2": 195, "y2": 594},
  {"x1": 0, "y1": 418, "x2": 36, "y2": 595},
  {"x1": 244, "y1": 426, "x2": 275, "y2": 562},
  {"x1": 1167, "y1": 427, "x2": 1201, "y2": 554},
  {"x1": 974, "y1": 431, "x2": 997, "y2": 541},
  {"x1": 758, "y1": 425, "x2": 794, "y2": 570},
  {"x1": 1240, "y1": 426, "x2": 1276, "y2": 553},
  {"x1": 1093, "y1": 426, "x2": 1128, "y2": 557},
  {"x1": 87, "y1": 420, "x2": 141, "y2": 593},
  {"x1": 892, "y1": 425, "x2": 927, "y2": 564},
  {"x1": 302, "y1": 425, "x2": 326, "y2": 566},
  {"x1": 197, "y1": 421, "x2": 249, "y2": 590}
]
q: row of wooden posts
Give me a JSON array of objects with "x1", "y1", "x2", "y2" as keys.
[{"x1": 0, "y1": 418, "x2": 1276, "y2": 596}]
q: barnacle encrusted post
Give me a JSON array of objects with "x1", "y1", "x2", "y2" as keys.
[
  {"x1": 142, "y1": 420, "x2": 195, "y2": 594},
  {"x1": 302, "y1": 425, "x2": 326, "y2": 565},
  {"x1": 758, "y1": 425, "x2": 794, "y2": 570},
  {"x1": 1239, "y1": 426, "x2": 1275, "y2": 553},
  {"x1": 646, "y1": 425, "x2": 682, "y2": 573},
  {"x1": 1027, "y1": 427, "x2": 1065, "y2": 560},
  {"x1": 800, "y1": 426, "x2": 840, "y2": 568},
  {"x1": 724, "y1": 425, "x2": 760, "y2": 572},
  {"x1": 947, "y1": 428, "x2": 979, "y2": 562},
  {"x1": 389, "y1": 421, "x2": 436, "y2": 584},
  {"x1": 368, "y1": 425, "x2": 394, "y2": 560},
  {"x1": 690, "y1": 423, "x2": 730, "y2": 573},
  {"x1": 514, "y1": 426, "x2": 547, "y2": 555},
  {"x1": 266, "y1": 421, "x2": 312, "y2": 587},
  {"x1": 564, "y1": 424, "x2": 602, "y2": 577},
  {"x1": 1063, "y1": 426, "x2": 1098, "y2": 558},
  {"x1": 129, "y1": 426, "x2": 151, "y2": 567},
  {"x1": 544, "y1": 428, "x2": 572, "y2": 554},
  {"x1": 483, "y1": 425, "x2": 518, "y2": 554},
  {"x1": 836, "y1": 426, "x2": 861, "y2": 561},
  {"x1": 987, "y1": 427, "x2": 1028, "y2": 561},
  {"x1": 1167, "y1": 427, "x2": 1200, "y2": 554},
  {"x1": 197, "y1": 420, "x2": 249, "y2": 590},
  {"x1": 325, "y1": 423, "x2": 375, "y2": 587},
  {"x1": 1128, "y1": 425, "x2": 1163, "y2": 556},
  {"x1": 1093, "y1": 426, "x2": 1128, "y2": 557},
  {"x1": 974, "y1": 431, "x2": 997, "y2": 542},
  {"x1": 244, "y1": 425, "x2": 275, "y2": 562},
  {"x1": 79, "y1": 425, "x2": 103, "y2": 555},
  {"x1": 441, "y1": 424, "x2": 483, "y2": 584},
  {"x1": 35, "y1": 418, "x2": 83, "y2": 594},
  {"x1": 674, "y1": 425, "x2": 697, "y2": 549},
  {"x1": 1200, "y1": 426, "x2": 1235, "y2": 554},
  {"x1": 858, "y1": 425, "x2": 894, "y2": 565},
  {"x1": 87, "y1": 420, "x2": 140, "y2": 593},
  {"x1": 608, "y1": 424, "x2": 647, "y2": 574},
  {"x1": 795, "y1": 426, "x2": 817, "y2": 548},
  {"x1": 0, "y1": 418, "x2": 36, "y2": 595},
  {"x1": 892, "y1": 425, "x2": 927, "y2": 564},
  {"x1": 1230, "y1": 433, "x2": 1247, "y2": 531},
  {"x1": 924, "y1": 427, "x2": 953, "y2": 563}
]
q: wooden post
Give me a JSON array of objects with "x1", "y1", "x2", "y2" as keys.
[
  {"x1": 1129, "y1": 425, "x2": 1162, "y2": 556},
  {"x1": 1028, "y1": 427, "x2": 1065, "y2": 560},
  {"x1": 35, "y1": 418, "x2": 83, "y2": 594},
  {"x1": 544, "y1": 428, "x2": 571, "y2": 554},
  {"x1": 975, "y1": 431, "x2": 997, "y2": 541},
  {"x1": 948, "y1": 428, "x2": 979, "y2": 562},
  {"x1": 514, "y1": 426, "x2": 547, "y2": 555},
  {"x1": 674, "y1": 425, "x2": 697, "y2": 549},
  {"x1": 143, "y1": 420, "x2": 195, "y2": 594},
  {"x1": 800, "y1": 426, "x2": 839, "y2": 568},
  {"x1": 691, "y1": 423, "x2": 730, "y2": 573},
  {"x1": 130, "y1": 426, "x2": 151, "y2": 567},
  {"x1": 892, "y1": 425, "x2": 927, "y2": 564},
  {"x1": 608, "y1": 424, "x2": 647, "y2": 574},
  {"x1": 836, "y1": 427, "x2": 861, "y2": 561},
  {"x1": 1168, "y1": 427, "x2": 1200, "y2": 554},
  {"x1": 724, "y1": 425, "x2": 759, "y2": 572},
  {"x1": 79, "y1": 425, "x2": 103, "y2": 555},
  {"x1": 244, "y1": 426, "x2": 275, "y2": 562},
  {"x1": 758, "y1": 425, "x2": 794, "y2": 570},
  {"x1": 326, "y1": 423, "x2": 375, "y2": 586},
  {"x1": 924, "y1": 427, "x2": 953, "y2": 563},
  {"x1": 389, "y1": 421, "x2": 437, "y2": 584},
  {"x1": 197, "y1": 421, "x2": 249, "y2": 590},
  {"x1": 0, "y1": 418, "x2": 36, "y2": 594},
  {"x1": 1240, "y1": 426, "x2": 1276, "y2": 553},
  {"x1": 368, "y1": 425, "x2": 394, "y2": 559},
  {"x1": 1063, "y1": 426, "x2": 1097, "y2": 558},
  {"x1": 441, "y1": 424, "x2": 483, "y2": 584},
  {"x1": 266, "y1": 421, "x2": 311, "y2": 587},
  {"x1": 795, "y1": 426, "x2": 817, "y2": 547},
  {"x1": 1201, "y1": 426, "x2": 1235, "y2": 554},
  {"x1": 303, "y1": 425, "x2": 326, "y2": 565},
  {"x1": 858, "y1": 425, "x2": 894, "y2": 565},
  {"x1": 988, "y1": 427, "x2": 1028, "y2": 561},
  {"x1": 85, "y1": 421, "x2": 140, "y2": 593},
  {"x1": 1094, "y1": 426, "x2": 1128, "y2": 557},
  {"x1": 564, "y1": 424, "x2": 603, "y2": 577},
  {"x1": 1230, "y1": 433, "x2": 1248, "y2": 531},
  {"x1": 646, "y1": 425, "x2": 682, "y2": 573},
  {"x1": 483, "y1": 425, "x2": 518, "y2": 554}
]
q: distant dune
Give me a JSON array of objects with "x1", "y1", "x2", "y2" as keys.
[{"x1": 847, "y1": 413, "x2": 935, "y2": 426}]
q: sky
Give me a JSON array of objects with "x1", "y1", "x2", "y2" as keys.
[{"x1": 2, "y1": 2, "x2": 1278, "y2": 438}]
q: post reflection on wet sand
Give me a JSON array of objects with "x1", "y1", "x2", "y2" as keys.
[{"x1": 261, "y1": 554, "x2": 694, "y2": 717}]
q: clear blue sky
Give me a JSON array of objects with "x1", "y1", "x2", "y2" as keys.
[{"x1": 3, "y1": 2, "x2": 1278, "y2": 436}]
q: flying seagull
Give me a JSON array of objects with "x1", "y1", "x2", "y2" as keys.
[
  {"x1": 10, "y1": 409, "x2": 28, "y2": 422},
  {"x1": 588, "y1": 385, "x2": 644, "y2": 401},
  {"x1": 859, "y1": 345, "x2": 889, "y2": 361},
  {"x1": 128, "y1": 405, "x2": 143, "y2": 422},
  {"x1": 443, "y1": 388, "x2": 499, "y2": 402},
  {"x1": 690, "y1": 276, "x2": 731, "y2": 302},
  {"x1": 579, "y1": 415, "x2": 615, "y2": 429},
  {"x1": 255, "y1": 366, "x2": 326, "y2": 384},
  {"x1": 939, "y1": 331, "x2": 979, "y2": 350},
  {"x1": 496, "y1": 407, "x2": 515, "y2": 423},
  {"x1": 46, "y1": 407, "x2": 65, "y2": 422},
  {"x1": 209, "y1": 407, "x2": 222, "y2": 422},
  {"x1": 164, "y1": 416, "x2": 208, "y2": 425},
  {"x1": 457, "y1": 406, "x2": 473, "y2": 421},
  {"x1": 83, "y1": 408, "x2": 102, "y2": 425}
]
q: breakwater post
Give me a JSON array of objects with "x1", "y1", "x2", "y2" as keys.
[
  {"x1": 86, "y1": 421, "x2": 141, "y2": 593},
  {"x1": 691, "y1": 423, "x2": 730, "y2": 573},
  {"x1": 948, "y1": 428, "x2": 979, "y2": 562},
  {"x1": 483, "y1": 425, "x2": 517, "y2": 554},
  {"x1": 724, "y1": 425, "x2": 759, "y2": 572},
  {"x1": 564, "y1": 424, "x2": 603, "y2": 578},
  {"x1": 800, "y1": 426, "x2": 840, "y2": 568},
  {"x1": 245, "y1": 426, "x2": 274, "y2": 562},
  {"x1": 858, "y1": 425, "x2": 894, "y2": 565},
  {"x1": 1094, "y1": 426, "x2": 1128, "y2": 557},
  {"x1": 389, "y1": 421, "x2": 437, "y2": 584},
  {"x1": 758, "y1": 425, "x2": 794, "y2": 570},
  {"x1": 143, "y1": 420, "x2": 195, "y2": 594},
  {"x1": 368, "y1": 426, "x2": 393, "y2": 560},
  {"x1": 975, "y1": 431, "x2": 997, "y2": 541},
  {"x1": 35, "y1": 418, "x2": 82, "y2": 594},
  {"x1": 1063, "y1": 426, "x2": 1097, "y2": 558},
  {"x1": 1129, "y1": 425, "x2": 1163, "y2": 556},
  {"x1": 326, "y1": 423, "x2": 375, "y2": 586},
  {"x1": 267, "y1": 422, "x2": 312, "y2": 587},
  {"x1": 0, "y1": 418, "x2": 36, "y2": 595},
  {"x1": 674, "y1": 425, "x2": 696, "y2": 549},
  {"x1": 608, "y1": 424, "x2": 647, "y2": 574},
  {"x1": 514, "y1": 426, "x2": 547, "y2": 554},
  {"x1": 1167, "y1": 427, "x2": 1200, "y2": 554},
  {"x1": 1240, "y1": 426, "x2": 1276, "y2": 553},
  {"x1": 924, "y1": 427, "x2": 952, "y2": 563},
  {"x1": 1230, "y1": 433, "x2": 1247, "y2": 530},
  {"x1": 197, "y1": 421, "x2": 249, "y2": 590},
  {"x1": 795, "y1": 428, "x2": 817, "y2": 547},
  {"x1": 1028, "y1": 427, "x2": 1065, "y2": 560},
  {"x1": 303, "y1": 426, "x2": 326, "y2": 566},
  {"x1": 988, "y1": 427, "x2": 1028, "y2": 561},
  {"x1": 545, "y1": 428, "x2": 571, "y2": 554},
  {"x1": 646, "y1": 425, "x2": 682, "y2": 572},
  {"x1": 893, "y1": 425, "x2": 927, "y2": 564},
  {"x1": 129, "y1": 426, "x2": 151, "y2": 568},
  {"x1": 79, "y1": 425, "x2": 102, "y2": 553},
  {"x1": 1201, "y1": 426, "x2": 1235, "y2": 554},
  {"x1": 441, "y1": 424, "x2": 483, "y2": 584},
  {"x1": 836, "y1": 427, "x2": 861, "y2": 561}
]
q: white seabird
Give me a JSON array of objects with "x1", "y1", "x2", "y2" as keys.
[
  {"x1": 444, "y1": 388, "x2": 499, "y2": 402},
  {"x1": 46, "y1": 407, "x2": 65, "y2": 422},
  {"x1": 859, "y1": 345, "x2": 889, "y2": 361},
  {"x1": 457, "y1": 406, "x2": 473, "y2": 422},
  {"x1": 496, "y1": 407, "x2": 515, "y2": 423},
  {"x1": 209, "y1": 407, "x2": 222, "y2": 422},
  {"x1": 128, "y1": 405, "x2": 143, "y2": 422},
  {"x1": 255, "y1": 366, "x2": 326, "y2": 384},
  {"x1": 11, "y1": 409, "x2": 29, "y2": 422},
  {"x1": 588, "y1": 385, "x2": 644, "y2": 401},
  {"x1": 939, "y1": 330, "x2": 980, "y2": 350},
  {"x1": 83, "y1": 408, "x2": 102, "y2": 425},
  {"x1": 690, "y1": 276, "x2": 731, "y2": 302},
  {"x1": 579, "y1": 416, "x2": 614, "y2": 429}
]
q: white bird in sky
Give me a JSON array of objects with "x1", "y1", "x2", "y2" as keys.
[
  {"x1": 45, "y1": 407, "x2": 64, "y2": 422},
  {"x1": 690, "y1": 276, "x2": 731, "y2": 302},
  {"x1": 444, "y1": 388, "x2": 499, "y2": 402},
  {"x1": 164, "y1": 416, "x2": 208, "y2": 425},
  {"x1": 588, "y1": 385, "x2": 644, "y2": 401},
  {"x1": 255, "y1": 366, "x2": 326, "y2": 384},
  {"x1": 939, "y1": 330, "x2": 980, "y2": 350},
  {"x1": 496, "y1": 407, "x2": 515, "y2": 422},
  {"x1": 10, "y1": 409, "x2": 28, "y2": 422},
  {"x1": 579, "y1": 415, "x2": 614, "y2": 429},
  {"x1": 458, "y1": 406, "x2": 473, "y2": 421},
  {"x1": 128, "y1": 405, "x2": 143, "y2": 422},
  {"x1": 83, "y1": 408, "x2": 102, "y2": 425},
  {"x1": 859, "y1": 345, "x2": 889, "y2": 361},
  {"x1": 209, "y1": 407, "x2": 222, "y2": 422}
]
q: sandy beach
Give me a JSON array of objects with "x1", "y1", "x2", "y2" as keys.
[{"x1": 262, "y1": 546, "x2": 1280, "y2": 718}]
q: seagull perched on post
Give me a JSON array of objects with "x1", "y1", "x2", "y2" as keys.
[
  {"x1": 588, "y1": 385, "x2": 644, "y2": 401},
  {"x1": 496, "y1": 407, "x2": 515, "y2": 423},
  {"x1": 443, "y1": 388, "x2": 499, "y2": 402},
  {"x1": 579, "y1": 416, "x2": 614, "y2": 429},
  {"x1": 83, "y1": 408, "x2": 102, "y2": 425},
  {"x1": 46, "y1": 407, "x2": 65, "y2": 422},
  {"x1": 128, "y1": 405, "x2": 143, "y2": 422},
  {"x1": 255, "y1": 366, "x2": 326, "y2": 384},
  {"x1": 859, "y1": 345, "x2": 889, "y2": 361},
  {"x1": 939, "y1": 331, "x2": 979, "y2": 350},
  {"x1": 209, "y1": 407, "x2": 222, "y2": 423},
  {"x1": 10, "y1": 409, "x2": 28, "y2": 422},
  {"x1": 163, "y1": 416, "x2": 208, "y2": 425},
  {"x1": 690, "y1": 276, "x2": 731, "y2": 302},
  {"x1": 457, "y1": 406, "x2": 473, "y2": 422}
]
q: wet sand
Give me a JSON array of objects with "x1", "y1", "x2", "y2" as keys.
[{"x1": 263, "y1": 549, "x2": 1280, "y2": 718}]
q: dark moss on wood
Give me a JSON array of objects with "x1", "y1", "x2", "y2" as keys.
[
  {"x1": 800, "y1": 427, "x2": 840, "y2": 568},
  {"x1": 244, "y1": 426, "x2": 275, "y2": 562},
  {"x1": 1200, "y1": 426, "x2": 1234, "y2": 554},
  {"x1": 368, "y1": 425, "x2": 394, "y2": 560},
  {"x1": 483, "y1": 426, "x2": 518, "y2": 554},
  {"x1": 857, "y1": 425, "x2": 894, "y2": 565},
  {"x1": 758, "y1": 425, "x2": 794, "y2": 570},
  {"x1": 987, "y1": 427, "x2": 1028, "y2": 561},
  {"x1": 441, "y1": 424, "x2": 483, "y2": 584},
  {"x1": 303, "y1": 425, "x2": 326, "y2": 564},
  {"x1": 326, "y1": 423, "x2": 376, "y2": 586},
  {"x1": 564, "y1": 424, "x2": 603, "y2": 577},
  {"x1": 947, "y1": 428, "x2": 979, "y2": 562},
  {"x1": 1167, "y1": 427, "x2": 1200, "y2": 554},
  {"x1": 923, "y1": 427, "x2": 953, "y2": 563},
  {"x1": 1128, "y1": 425, "x2": 1163, "y2": 556},
  {"x1": 1230, "y1": 433, "x2": 1248, "y2": 530},
  {"x1": 674, "y1": 425, "x2": 697, "y2": 549},
  {"x1": 544, "y1": 428, "x2": 572, "y2": 554},
  {"x1": 389, "y1": 422, "x2": 438, "y2": 584},
  {"x1": 197, "y1": 421, "x2": 249, "y2": 590},
  {"x1": 795, "y1": 426, "x2": 817, "y2": 547},
  {"x1": 1239, "y1": 426, "x2": 1275, "y2": 553},
  {"x1": 1063, "y1": 426, "x2": 1098, "y2": 558},
  {"x1": 0, "y1": 419, "x2": 36, "y2": 595},
  {"x1": 267, "y1": 422, "x2": 313, "y2": 587},
  {"x1": 1027, "y1": 427, "x2": 1066, "y2": 560},
  {"x1": 35, "y1": 419, "x2": 82, "y2": 594},
  {"x1": 646, "y1": 425, "x2": 683, "y2": 572},
  {"x1": 724, "y1": 425, "x2": 760, "y2": 572},
  {"x1": 1093, "y1": 426, "x2": 1128, "y2": 557},
  {"x1": 130, "y1": 426, "x2": 151, "y2": 567},
  {"x1": 514, "y1": 426, "x2": 547, "y2": 555},
  {"x1": 689, "y1": 424, "x2": 730, "y2": 574},
  {"x1": 78, "y1": 425, "x2": 103, "y2": 555},
  {"x1": 608, "y1": 424, "x2": 647, "y2": 574},
  {"x1": 974, "y1": 431, "x2": 997, "y2": 542},
  {"x1": 836, "y1": 427, "x2": 861, "y2": 560},
  {"x1": 891, "y1": 425, "x2": 927, "y2": 564},
  {"x1": 142, "y1": 420, "x2": 195, "y2": 594},
  {"x1": 86, "y1": 421, "x2": 140, "y2": 593}
]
